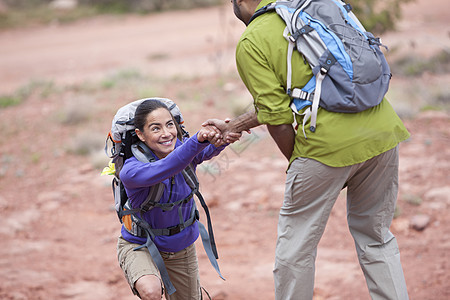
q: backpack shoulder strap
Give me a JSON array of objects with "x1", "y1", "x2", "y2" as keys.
[
  {"x1": 131, "y1": 142, "x2": 165, "y2": 212},
  {"x1": 181, "y1": 163, "x2": 199, "y2": 190},
  {"x1": 248, "y1": 2, "x2": 276, "y2": 25},
  {"x1": 131, "y1": 141, "x2": 156, "y2": 163}
]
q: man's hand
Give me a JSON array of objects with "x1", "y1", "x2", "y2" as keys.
[{"x1": 202, "y1": 118, "x2": 242, "y2": 146}]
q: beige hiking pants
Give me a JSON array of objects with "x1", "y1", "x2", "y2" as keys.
[
  {"x1": 118, "y1": 237, "x2": 201, "y2": 299},
  {"x1": 274, "y1": 146, "x2": 409, "y2": 300}
]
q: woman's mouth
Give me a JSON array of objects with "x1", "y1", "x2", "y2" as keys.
[{"x1": 160, "y1": 139, "x2": 173, "y2": 146}]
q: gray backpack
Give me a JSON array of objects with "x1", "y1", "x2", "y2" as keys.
[{"x1": 249, "y1": 0, "x2": 391, "y2": 137}]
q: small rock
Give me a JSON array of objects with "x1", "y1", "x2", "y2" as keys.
[
  {"x1": 424, "y1": 187, "x2": 450, "y2": 204},
  {"x1": 392, "y1": 218, "x2": 410, "y2": 234},
  {"x1": 410, "y1": 214, "x2": 430, "y2": 231},
  {"x1": 78, "y1": 163, "x2": 93, "y2": 174},
  {"x1": 37, "y1": 191, "x2": 64, "y2": 203},
  {"x1": 403, "y1": 193, "x2": 422, "y2": 206},
  {"x1": 49, "y1": 0, "x2": 77, "y2": 10}
]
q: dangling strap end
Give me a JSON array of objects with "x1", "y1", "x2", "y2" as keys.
[{"x1": 133, "y1": 244, "x2": 146, "y2": 251}]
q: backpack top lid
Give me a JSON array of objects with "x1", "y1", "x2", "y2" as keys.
[{"x1": 106, "y1": 97, "x2": 184, "y2": 159}]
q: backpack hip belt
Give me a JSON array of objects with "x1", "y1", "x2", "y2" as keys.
[{"x1": 121, "y1": 196, "x2": 199, "y2": 238}]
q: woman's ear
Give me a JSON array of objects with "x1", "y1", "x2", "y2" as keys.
[{"x1": 135, "y1": 128, "x2": 145, "y2": 142}]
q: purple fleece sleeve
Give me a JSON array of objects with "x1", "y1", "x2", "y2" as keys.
[
  {"x1": 192, "y1": 142, "x2": 228, "y2": 165},
  {"x1": 120, "y1": 136, "x2": 209, "y2": 189}
]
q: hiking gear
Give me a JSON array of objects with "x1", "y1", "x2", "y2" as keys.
[
  {"x1": 104, "y1": 98, "x2": 224, "y2": 295},
  {"x1": 105, "y1": 98, "x2": 189, "y2": 216},
  {"x1": 249, "y1": 0, "x2": 391, "y2": 137},
  {"x1": 101, "y1": 160, "x2": 115, "y2": 176}
]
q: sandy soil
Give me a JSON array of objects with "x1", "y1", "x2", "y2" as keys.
[{"x1": 0, "y1": 0, "x2": 449, "y2": 299}]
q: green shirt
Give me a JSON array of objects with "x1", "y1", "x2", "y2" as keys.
[{"x1": 236, "y1": 0, "x2": 410, "y2": 167}]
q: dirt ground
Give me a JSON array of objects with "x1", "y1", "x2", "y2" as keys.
[{"x1": 0, "y1": 0, "x2": 449, "y2": 299}]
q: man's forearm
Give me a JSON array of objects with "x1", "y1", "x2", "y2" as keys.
[
  {"x1": 201, "y1": 111, "x2": 260, "y2": 145},
  {"x1": 266, "y1": 124, "x2": 295, "y2": 160},
  {"x1": 229, "y1": 111, "x2": 260, "y2": 133}
]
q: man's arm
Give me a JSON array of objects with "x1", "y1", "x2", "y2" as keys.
[
  {"x1": 227, "y1": 111, "x2": 260, "y2": 134},
  {"x1": 202, "y1": 111, "x2": 260, "y2": 144},
  {"x1": 203, "y1": 113, "x2": 295, "y2": 161},
  {"x1": 266, "y1": 124, "x2": 295, "y2": 161}
]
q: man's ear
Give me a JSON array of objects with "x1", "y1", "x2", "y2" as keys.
[{"x1": 135, "y1": 128, "x2": 145, "y2": 142}]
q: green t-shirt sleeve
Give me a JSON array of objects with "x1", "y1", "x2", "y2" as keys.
[{"x1": 236, "y1": 39, "x2": 294, "y2": 125}]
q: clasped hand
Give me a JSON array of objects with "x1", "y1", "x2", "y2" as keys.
[{"x1": 197, "y1": 118, "x2": 242, "y2": 147}]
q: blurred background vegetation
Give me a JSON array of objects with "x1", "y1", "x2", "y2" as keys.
[
  {"x1": 0, "y1": 0, "x2": 413, "y2": 34},
  {"x1": 349, "y1": 0, "x2": 414, "y2": 34},
  {"x1": 0, "y1": 0, "x2": 448, "y2": 114},
  {"x1": 0, "y1": 0, "x2": 222, "y2": 29}
]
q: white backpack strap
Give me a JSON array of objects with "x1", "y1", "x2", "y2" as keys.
[
  {"x1": 283, "y1": 26, "x2": 295, "y2": 97},
  {"x1": 309, "y1": 70, "x2": 325, "y2": 133},
  {"x1": 310, "y1": 51, "x2": 337, "y2": 132},
  {"x1": 301, "y1": 108, "x2": 312, "y2": 139}
]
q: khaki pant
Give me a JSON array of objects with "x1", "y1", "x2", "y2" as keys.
[
  {"x1": 117, "y1": 236, "x2": 201, "y2": 299},
  {"x1": 274, "y1": 146, "x2": 409, "y2": 300}
]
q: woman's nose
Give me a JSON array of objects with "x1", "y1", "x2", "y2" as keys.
[{"x1": 161, "y1": 126, "x2": 171, "y2": 137}]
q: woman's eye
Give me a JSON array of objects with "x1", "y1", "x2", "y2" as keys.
[{"x1": 151, "y1": 126, "x2": 160, "y2": 132}]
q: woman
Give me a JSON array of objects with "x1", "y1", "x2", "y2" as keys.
[{"x1": 117, "y1": 99, "x2": 236, "y2": 300}]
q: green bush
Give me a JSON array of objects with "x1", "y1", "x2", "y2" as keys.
[
  {"x1": 391, "y1": 50, "x2": 450, "y2": 76},
  {"x1": 347, "y1": 0, "x2": 415, "y2": 34},
  {"x1": 0, "y1": 80, "x2": 55, "y2": 108},
  {"x1": 78, "y1": 0, "x2": 222, "y2": 13}
]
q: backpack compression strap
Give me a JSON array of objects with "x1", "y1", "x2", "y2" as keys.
[
  {"x1": 133, "y1": 229, "x2": 177, "y2": 295},
  {"x1": 182, "y1": 164, "x2": 225, "y2": 280},
  {"x1": 131, "y1": 142, "x2": 166, "y2": 212},
  {"x1": 182, "y1": 164, "x2": 219, "y2": 259}
]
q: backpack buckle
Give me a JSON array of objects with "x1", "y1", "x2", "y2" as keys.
[
  {"x1": 168, "y1": 224, "x2": 182, "y2": 235},
  {"x1": 320, "y1": 66, "x2": 328, "y2": 75},
  {"x1": 289, "y1": 35, "x2": 297, "y2": 43}
]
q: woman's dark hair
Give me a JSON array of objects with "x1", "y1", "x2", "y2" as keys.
[
  {"x1": 134, "y1": 99, "x2": 169, "y2": 131},
  {"x1": 134, "y1": 99, "x2": 183, "y2": 140}
]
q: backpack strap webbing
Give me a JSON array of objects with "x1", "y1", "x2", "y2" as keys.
[
  {"x1": 182, "y1": 164, "x2": 219, "y2": 259},
  {"x1": 131, "y1": 142, "x2": 166, "y2": 212},
  {"x1": 134, "y1": 230, "x2": 177, "y2": 295},
  {"x1": 180, "y1": 165, "x2": 225, "y2": 280},
  {"x1": 248, "y1": 2, "x2": 276, "y2": 25},
  {"x1": 141, "y1": 181, "x2": 165, "y2": 212}
]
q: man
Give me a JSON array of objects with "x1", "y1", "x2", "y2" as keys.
[{"x1": 205, "y1": 0, "x2": 410, "y2": 299}]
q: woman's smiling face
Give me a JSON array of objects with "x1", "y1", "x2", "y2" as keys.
[{"x1": 136, "y1": 107, "x2": 178, "y2": 159}]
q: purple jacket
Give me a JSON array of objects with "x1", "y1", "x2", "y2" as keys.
[{"x1": 120, "y1": 134, "x2": 226, "y2": 252}]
